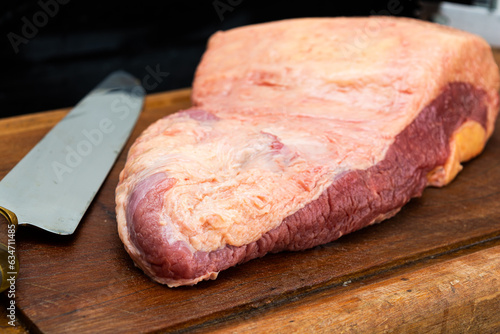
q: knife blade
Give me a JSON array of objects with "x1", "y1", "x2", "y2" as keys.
[{"x1": 0, "y1": 71, "x2": 145, "y2": 290}]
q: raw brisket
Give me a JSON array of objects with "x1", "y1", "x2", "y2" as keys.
[{"x1": 116, "y1": 17, "x2": 500, "y2": 287}]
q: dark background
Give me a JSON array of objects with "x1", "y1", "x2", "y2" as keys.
[{"x1": 0, "y1": 0, "x2": 427, "y2": 117}]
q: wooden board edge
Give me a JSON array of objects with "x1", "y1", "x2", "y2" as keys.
[
  {"x1": 0, "y1": 88, "x2": 192, "y2": 136},
  {"x1": 191, "y1": 242, "x2": 500, "y2": 334}
]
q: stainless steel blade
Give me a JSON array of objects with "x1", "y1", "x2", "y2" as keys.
[{"x1": 0, "y1": 71, "x2": 145, "y2": 234}]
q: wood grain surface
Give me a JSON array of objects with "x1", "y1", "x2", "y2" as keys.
[
  {"x1": 0, "y1": 50, "x2": 499, "y2": 333},
  {"x1": 209, "y1": 241, "x2": 500, "y2": 334}
]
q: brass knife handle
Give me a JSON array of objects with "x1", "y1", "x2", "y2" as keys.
[{"x1": 0, "y1": 206, "x2": 19, "y2": 293}]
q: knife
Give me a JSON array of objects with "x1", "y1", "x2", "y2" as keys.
[{"x1": 0, "y1": 71, "x2": 145, "y2": 291}]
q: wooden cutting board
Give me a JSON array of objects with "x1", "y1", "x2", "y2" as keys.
[{"x1": 1, "y1": 83, "x2": 500, "y2": 333}]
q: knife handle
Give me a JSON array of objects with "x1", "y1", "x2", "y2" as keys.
[{"x1": 0, "y1": 206, "x2": 19, "y2": 293}]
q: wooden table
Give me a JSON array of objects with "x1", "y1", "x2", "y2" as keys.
[{"x1": 1, "y1": 50, "x2": 499, "y2": 334}]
